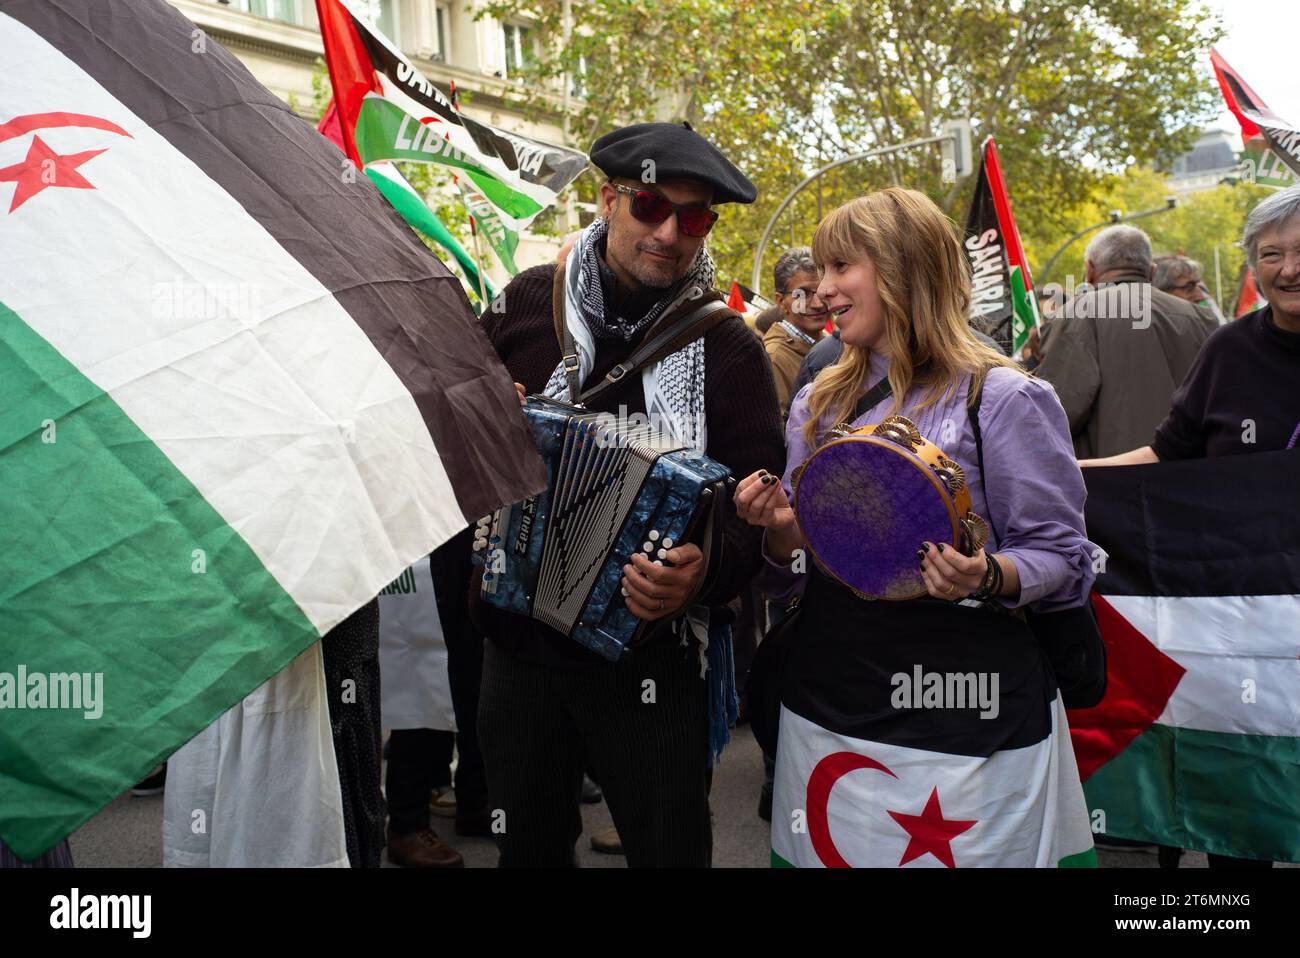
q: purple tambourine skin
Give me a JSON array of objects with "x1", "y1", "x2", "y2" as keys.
[{"x1": 792, "y1": 436, "x2": 959, "y2": 600}]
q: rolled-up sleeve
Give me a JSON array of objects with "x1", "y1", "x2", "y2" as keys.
[
  {"x1": 981, "y1": 373, "x2": 1098, "y2": 611},
  {"x1": 757, "y1": 384, "x2": 818, "y2": 603}
]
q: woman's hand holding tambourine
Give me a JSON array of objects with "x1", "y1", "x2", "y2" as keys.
[{"x1": 919, "y1": 542, "x2": 987, "y2": 601}]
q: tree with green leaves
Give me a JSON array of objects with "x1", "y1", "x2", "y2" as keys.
[
  {"x1": 1025, "y1": 167, "x2": 1271, "y2": 312},
  {"x1": 480, "y1": 0, "x2": 1224, "y2": 293}
]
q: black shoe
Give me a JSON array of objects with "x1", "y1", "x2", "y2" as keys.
[
  {"x1": 131, "y1": 765, "x2": 166, "y2": 797},
  {"x1": 757, "y1": 786, "x2": 772, "y2": 823},
  {"x1": 455, "y1": 806, "x2": 494, "y2": 838},
  {"x1": 581, "y1": 775, "x2": 603, "y2": 804}
]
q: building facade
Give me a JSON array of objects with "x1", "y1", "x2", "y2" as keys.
[{"x1": 169, "y1": 0, "x2": 585, "y2": 284}]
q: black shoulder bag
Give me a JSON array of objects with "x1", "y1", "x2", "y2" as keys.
[
  {"x1": 967, "y1": 378, "x2": 1108, "y2": 709},
  {"x1": 747, "y1": 376, "x2": 895, "y2": 756}
]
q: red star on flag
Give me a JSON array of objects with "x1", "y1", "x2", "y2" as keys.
[
  {"x1": 888, "y1": 786, "x2": 977, "y2": 868},
  {"x1": 0, "y1": 134, "x2": 107, "y2": 212}
]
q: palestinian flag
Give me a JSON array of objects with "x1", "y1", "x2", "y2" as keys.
[
  {"x1": 1234, "y1": 263, "x2": 1262, "y2": 318},
  {"x1": 963, "y1": 136, "x2": 1040, "y2": 356},
  {"x1": 1211, "y1": 48, "x2": 1300, "y2": 189},
  {"x1": 317, "y1": 0, "x2": 587, "y2": 230},
  {"x1": 770, "y1": 601, "x2": 1096, "y2": 868},
  {"x1": 318, "y1": 99, "x2": 497, "y2": 303},
  {"x1": 0, "y1": 0, "x2": 544, "y2": 860},
  {"x1": 1072, "y1": 451, "x2": 1300, "y2": 862}
]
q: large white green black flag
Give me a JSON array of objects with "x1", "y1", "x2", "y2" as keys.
[{"x1": 0, "y1": 0, "x2": 545, "y2": 859}]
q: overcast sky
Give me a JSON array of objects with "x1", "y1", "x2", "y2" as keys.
[{"x1": 1206, "y1": 0, "x2": 1300, "y2": 144}]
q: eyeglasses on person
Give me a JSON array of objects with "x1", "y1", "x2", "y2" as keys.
[{"x1": 611, "y1": 184, "x2": 719, "y2": 238}]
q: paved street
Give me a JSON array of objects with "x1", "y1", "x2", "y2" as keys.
[{"x1": 66, "y1": 724, "x2": 1267, "y2": 869}]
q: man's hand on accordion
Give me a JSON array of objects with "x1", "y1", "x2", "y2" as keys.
[{"x1": 621, "y1": 545, "x2": 704, "y2": 622}]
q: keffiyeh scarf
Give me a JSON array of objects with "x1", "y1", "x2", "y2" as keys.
[{"x1": 542, "y1": 217, "x2": 712, "y2": 452}]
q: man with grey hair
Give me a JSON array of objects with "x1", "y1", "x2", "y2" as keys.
[
  {"x1": 1155, "y1": 254, "x2": 1226, "y2": 321},
  {"x1": 1036, "y1": 224, "x2": 1218, "y2": 458},
  {"x1": 763, "y1": 247, "x2": 827, "y2": 410},
  {"x1": 1154, "y1": 253, "x2": 1205, "y2": 303}
]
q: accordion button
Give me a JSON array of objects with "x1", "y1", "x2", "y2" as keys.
[
  {"x1": 474, "y1": 538, "x2": 487, "y2": 550},
  {"x1": 657, "y1": 548, "x2": 668, "y2": 559},
  {"x1": 654, "y1": 560, "x2": 663, "y2": 566},
  {"x1": 649, "y1": 530, "x2": 660, "y2": 541},
  {"x1": 621, "y1": 588, "x2": 629, "y2": 597},
  {"x1": 662, "y1": 538, "x2": 674, "y2": 548},
  {"x1": 642, "y1": 541, "x2": 654, "y2": 552}
]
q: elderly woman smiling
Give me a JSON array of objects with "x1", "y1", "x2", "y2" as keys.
[{"x1": 1084, "y1": 184, "x2": 1300, "y2": 465}]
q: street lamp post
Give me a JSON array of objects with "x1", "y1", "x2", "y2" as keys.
[
  {"x1": 749, "y1": 129, "x2": 969, "y2": 297},
  {"x1": 1039, "y1": 197, "x2": 1178, "y2": 289}
]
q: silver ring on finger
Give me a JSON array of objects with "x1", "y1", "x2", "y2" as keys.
[{"x1": 658, "y1": 599, "x2": 665, "y2": 611}]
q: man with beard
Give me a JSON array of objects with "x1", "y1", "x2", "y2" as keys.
[{"x1": 474, "y1": 122, "x2": 784, "y2": 867}]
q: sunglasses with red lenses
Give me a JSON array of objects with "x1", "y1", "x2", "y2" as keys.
[{"x1": 613, "y1": 184, "x2": 719, "y2": 238}]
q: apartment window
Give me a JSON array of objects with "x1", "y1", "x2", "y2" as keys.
[
  {"x1": 571, "y1": 52, "x2": 588, "y2": 98},
  {"x1": 502, "y1": 22, "x2": 534, "y2": 78},
  {"x1": 434, "y1": 4, "x2": 448, "y2": 61},
  {"x1": 228, "y1": 0, "x2": 301, "y2": 25},
  {"x1": 362, "y1": 0, "x2": 399, "y2": 40}
]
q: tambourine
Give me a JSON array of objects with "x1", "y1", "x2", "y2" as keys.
[{"x1": 791, "y1": 415, "x2": 989, "y2": 600}]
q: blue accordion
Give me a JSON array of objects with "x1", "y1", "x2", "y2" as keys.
[{"x1": 472, "y1": 397, "x2": 732, "y2": 661}]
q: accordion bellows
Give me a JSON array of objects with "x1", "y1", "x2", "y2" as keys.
[{"x1": 474, "y1": 397, "x2": 732, "y2": 661}]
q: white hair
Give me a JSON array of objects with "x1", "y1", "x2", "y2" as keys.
[
  {"x1": 1242, "y1": 185, "x2": 1300, "y2": 267},
  {"x1": 1084, "y1": 225, "x2": 1154, "y2": 275}
]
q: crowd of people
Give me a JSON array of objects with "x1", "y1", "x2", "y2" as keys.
[{"x1": 8, "y1": 121, "x2": 1298, "y2": 870}]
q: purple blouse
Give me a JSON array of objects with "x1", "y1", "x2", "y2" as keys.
[{"x1": 762, "y1": 350, "x2": 1098, "y2": 611}]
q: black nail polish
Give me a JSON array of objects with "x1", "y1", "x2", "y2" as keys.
[
  {"x1": 937, "y1": 543, "x2": 945, "y2": 553},
  {"x1": 915, "y1": 549, "x2": 925, "y2": 560},
  {"x1": 921, "y1": 543, "x2": 930, "y2": 553}
]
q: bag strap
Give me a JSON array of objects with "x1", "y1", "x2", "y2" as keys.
[
  {"x1": 580, "y1": 294, "x2": 730, "y2": 406},
  {"x1": 826, "y1": 376, "x2": 893, "y2": 437},
  {"x1": 552, "y1": 262, "x2": 735, "y2": 407},
  {"x1": 966, "y1": 373, "x2": 1001, "y2": 551}
]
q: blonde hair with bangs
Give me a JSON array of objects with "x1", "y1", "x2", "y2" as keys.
[{"x1": 803, "y1": 188, "x2": 1024, "y2": 448}]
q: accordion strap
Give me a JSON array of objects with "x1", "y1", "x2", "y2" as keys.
[{"x1": 552, "y1": 263, "x2": 735, "y2": 407}]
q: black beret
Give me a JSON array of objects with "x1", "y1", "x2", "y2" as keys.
[{"x1": 590, "y1": 122, "x2": 757, "y2": 205}]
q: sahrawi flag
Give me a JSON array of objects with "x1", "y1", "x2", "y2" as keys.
[
  {"x1": 1211, "y1": 47, "x2": 1300, "y2": 189},
  {"x1": 772, "y1": 668, "x2": 1096, "y2": 867},
  {"x1": 316, "y1": 0, "x2": 587, "y2": 232},
  {"x1": 1071, "y1": 452, "x2": 1300, "y2": 863},
  {"x1": 0, "y1": 0, "x2": 545, "y2": 860},
  {"x1": 962, "y1": 136, "x2": 1041, "y2": 357}
]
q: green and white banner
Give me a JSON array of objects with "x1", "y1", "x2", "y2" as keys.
[{"x1": 318, "y1": 0, "x2": 587, "y2": 232}]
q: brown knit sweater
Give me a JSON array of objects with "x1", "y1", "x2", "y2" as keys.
[{"x1": 477, "y1": 263, "x2": 786, "y2": 667}]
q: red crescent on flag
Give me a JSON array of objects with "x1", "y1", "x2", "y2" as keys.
[
  {"x1": 0, "y1": 112, "x2": 132, "y2": 145},
  {"x1": 806, "y1": 751, "x2": 897, "y2": 868}
]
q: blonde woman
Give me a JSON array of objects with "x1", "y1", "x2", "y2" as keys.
[{"x1": 737, "y1": 189, "x2": 1098, "y2": 868}]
